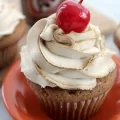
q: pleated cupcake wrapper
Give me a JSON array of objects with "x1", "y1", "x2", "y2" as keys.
[{"x1": 39, "y1": 91, "x2": 108, "y2": 120}]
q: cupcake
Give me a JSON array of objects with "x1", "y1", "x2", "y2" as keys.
[
  {"x1": 20, "y1": 0, "x2": 117, "y2": 120},
  {"x1": 22, "y1": 0, "x2": 65, "y2": 25},
  {"x1": 0, "y1": 1, "x2": 27, "y2": 68},
  {"x1": 114, "y1": 24, "x2": 120, "y2": 48}
]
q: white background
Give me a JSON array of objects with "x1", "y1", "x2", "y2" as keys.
[{"x1": 0, "y1": 0, "x2": 120, "y2": 120}]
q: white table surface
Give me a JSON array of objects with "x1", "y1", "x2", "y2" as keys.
[{"x1": 0, "y1": 0, "x2": 120, "y2": 120}]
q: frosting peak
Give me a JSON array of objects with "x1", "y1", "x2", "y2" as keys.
[
  {"x1": 20, "y1": 14, "x2": 116, "y2": 90},
  {"x1": 40, "y1": 14, "x2": 101, "y2": 46}
]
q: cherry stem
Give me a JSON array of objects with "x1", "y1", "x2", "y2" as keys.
[{"x1": 79, "y1": 0, "x2": 83, "y2": 4}]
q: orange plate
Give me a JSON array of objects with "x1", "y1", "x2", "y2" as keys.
[{"x1": 2, "y1": 57, "x2": 120, "y2": 120}]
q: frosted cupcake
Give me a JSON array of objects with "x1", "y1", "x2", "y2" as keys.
[
  {"x1": 20, "y1": 0, "x2": 116, "y2": 120},
  {"x1": 0, "y1": 1, "x2": 26, "y2": 68},
  {"x1": 114, "y1": 24, "x2": 120, "y2": 48}
]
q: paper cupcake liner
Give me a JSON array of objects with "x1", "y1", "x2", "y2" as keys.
[
  {"x1": 0, "y1": 43, "x2": 18, "y2": 68},
  {"x1": 39, "y1": 91, "x2": 108, "y2": 120}
]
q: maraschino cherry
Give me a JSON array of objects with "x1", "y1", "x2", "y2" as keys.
[{"x1": 56, "y1": 0, "x2": 90, "y2": 33}]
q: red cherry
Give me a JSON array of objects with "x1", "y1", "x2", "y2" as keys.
[{"x1": 56, "y1": 0, "x2": 90, "y2": 33}]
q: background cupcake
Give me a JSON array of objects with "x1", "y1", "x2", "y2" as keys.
[
  {"x1": 0, "y1": 1, "x2": 27, "y2": 68},
  {"x1": 114, "y1": 25, "x2": 120, "y2": 48},
  {"x1": 21, "y1": 0, "x2": 117, "y2": 120},
  {"x1": 21, "y1": 0, "x2": 65, "y2": 25}
]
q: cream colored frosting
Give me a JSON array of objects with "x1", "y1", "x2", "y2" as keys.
[
  {"x1": 0, "y1": 1, "x2": 25, "y2": 38},
  {"x1": 20, "y1": 14, "x2": 116, "y2": 90}
]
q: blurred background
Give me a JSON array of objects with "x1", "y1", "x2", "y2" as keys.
[
  {"x1": 0, "y1": 0, "x2": 120, "y2": 120},
  {"x1": 85, "y1": 0, "x2": 120, "y2": 22}
]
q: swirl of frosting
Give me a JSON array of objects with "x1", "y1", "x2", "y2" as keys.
[
  {"x1": 20, "y1": 14, "x2": 116, "y2": 90},
  {"x1": 0, "y1": 1, "x2": 25, "y2": 38}
]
